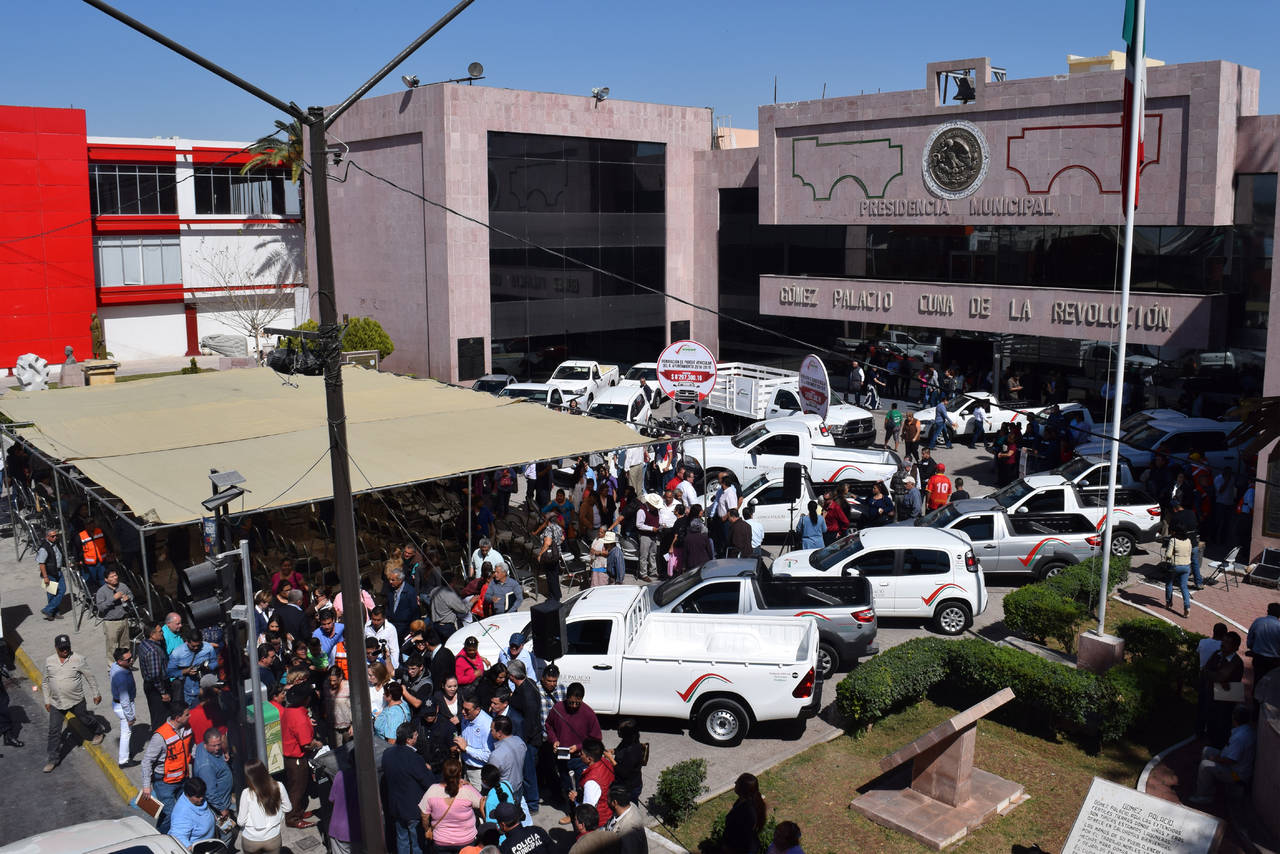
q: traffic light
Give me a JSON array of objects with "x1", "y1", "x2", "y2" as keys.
[{"x1": 178, "y1": 556, "x2": 234, "y2": 629}]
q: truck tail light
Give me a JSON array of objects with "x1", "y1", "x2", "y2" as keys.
[
  {"x1": 1086, "y1": 535, "x2": 1101, "y2": 546},
  {"x1": 792, "y1": 667, "x2": 816, "y2": 698},
  {"x1": 818, "y1": 422, "x2": 830, "y2": 437},
  {"x1": 965, "y1": 551, "x2": 978, "y2": 572},
  {"x1": 1148, "y1": 506, "x2": 1161, "y2": 517},
  {"x1": 852, "y1": 608, "x2": 875, "y2": 623}
]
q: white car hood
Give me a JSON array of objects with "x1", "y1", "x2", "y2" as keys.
[{"x1": 771, "y1": 550, "x2": 820, "y2": 576}]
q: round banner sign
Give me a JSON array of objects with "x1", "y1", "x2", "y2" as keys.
[
  {"x1": 656, "y1": 340, "x2": 717, "y2": 402},
  {"x1": 798, "y1": 354, "x2": 830, "y2": 420}
]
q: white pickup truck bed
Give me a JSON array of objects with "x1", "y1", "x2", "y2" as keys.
[{"x1": 628, "y1": 614, "x2": 813, "y2": 664}]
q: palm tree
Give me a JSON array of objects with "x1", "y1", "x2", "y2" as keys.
[{"x1": 241, "y1": 118, "x2": 306, "y2": 182}]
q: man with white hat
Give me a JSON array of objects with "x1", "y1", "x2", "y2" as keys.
[
  {"x1": 605, "y1": 532, "x2": 626, "y2": 585},
  {"x1": 635, "y1": 494, "x2": 661, "y2": 581},
  {"x1": 899, "y1": 474, "x2": 924, "y2": 520},
  {"x1": 590, "y1": 532, "x2": 617, "y2": 587}
]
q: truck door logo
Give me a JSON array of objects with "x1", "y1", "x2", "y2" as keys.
[
  {"x1": 1094, "y1": 510, "x2": 1133, "y2": 531},
  {"x1": 1018, "y1": 537, "x2": 1070, "y2": 567},
  {"x1": 676, "y1": 673, "x2": 733, "y2": 702},
  {"x1": 921, "y1": 583, "x2": 965, "y2": 605}
]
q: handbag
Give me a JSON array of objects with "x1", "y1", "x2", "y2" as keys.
[{"x1": 425, "y1": 793, "x2": 458, "y2": 841}]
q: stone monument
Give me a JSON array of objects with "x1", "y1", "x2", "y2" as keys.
[
  {"x1": 849, "y1": 687, "x2": 1026, "y2": 849},
  {"x1": 1063, "y1": 777, "x2": 1222, "y2": 853}
]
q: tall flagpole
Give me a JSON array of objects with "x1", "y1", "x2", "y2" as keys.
[{"x1": 1097, "y1": 0, "x2": 1146, "y2": 634}]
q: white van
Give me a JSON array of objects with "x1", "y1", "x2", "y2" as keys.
[{"x1": 770, "y1": 527, "x2": 985, "y2": 635}]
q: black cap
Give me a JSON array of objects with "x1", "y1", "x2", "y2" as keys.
[
  {"x1": 54, "y1": 634, "x2": 71, "y2": 650},
  {"x1": 492, "y1": 802, "x2": 524, "y2": 824}
]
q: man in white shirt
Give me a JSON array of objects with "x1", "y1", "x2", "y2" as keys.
[
  {"x1": 743, "y1": 505, "x2": 765, "y2": 555},
  {"x1": 469, "y1": 539, "x2": 506, "y2": 581},
  {"x1": 676, "y1": 469, "x2": 698, "y2": 508},
  {"x1": 713, "y1": 473, "x2": 738, "y2": 557},
  {"x1": 365, "y1": 605, "x2": 401, "y2": 668},
  {"x1": 658, "y1": 491, "x2": 679, "y2": 530}
]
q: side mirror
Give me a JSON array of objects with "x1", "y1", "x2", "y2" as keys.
[{"x1": 1015, "y1": 506, "x2": 1028, "y2": 514}]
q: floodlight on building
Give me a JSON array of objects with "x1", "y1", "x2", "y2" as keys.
[
  {"x1": 402, "y1": 75, "x2": 420, "y2": 89},
  {"x1": 592, "y1": 87, "x2": 610, "y2": 103},
  {"x1": 468, "y1": 62, "x2": 484, "y2": 79}
]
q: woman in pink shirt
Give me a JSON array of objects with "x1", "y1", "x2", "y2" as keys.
[
  {"x1": 454, "y1": 637, "x2": 488, "y2": 687},
  {"x1": 419, "y1": 758, "x2": 482, "y2": 852}
]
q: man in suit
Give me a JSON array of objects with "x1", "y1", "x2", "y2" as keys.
[
  {"x1": 384, "y1": 567, "x2": 419, "y2": 641},
  {"x1": 422, "y1": 629, "x2": 454, "y2": 693},
  {"x1": 606, "y1": 784, "x2": 646, "y2": 853},
  {"x1": 382, "y1": 721, "x2": 436, "y2": 854}
]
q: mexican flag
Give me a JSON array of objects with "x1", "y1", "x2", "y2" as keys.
[{"x1": 1121, "y1": 0, "x2": 1147, "y2": 208}]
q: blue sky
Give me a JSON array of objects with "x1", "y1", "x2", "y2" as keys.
[{"x1": 3, "y1": 0, "x2": 1278, "y2": 142}]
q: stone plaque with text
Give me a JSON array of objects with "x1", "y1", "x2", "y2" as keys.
[{"x1": 1063, "y1": 778, "x2": 1222, "y2": 854}]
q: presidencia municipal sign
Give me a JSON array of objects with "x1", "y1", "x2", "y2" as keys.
[
  {"x1": 798, "y1": 355, "x2": 830, "y2": 420},
  {"x1": 762, "y1": 276, "x2": 1220, "y2": 348},
  {"x1": 657, "y1": 340, "x2": 717, "y2": 402}
]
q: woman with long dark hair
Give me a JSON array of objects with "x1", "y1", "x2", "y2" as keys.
[
  {"x1": 480, "y1": 762, "x2": 518, "y2": 825},
  {"x1": 237, "y1": 758, "x2": 289, "y2": 853},
  {"x1": 721, "y1": 772, "x2": 767, "y2": 854},
  {"x1": 796, "y1": 500, "x2": 825, "y2": 550},
  {"x1": 610, "y1": 719, "x2": 645, "y2": 803}
]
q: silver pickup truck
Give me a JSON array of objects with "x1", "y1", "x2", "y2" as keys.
[
  {"x1": 647, "y1": 558, "x2": 877, "y2": 680},
  {"x1": 986, "y1": 474, "x2": 1161, "y2": 557},
  {"x1": 903, "y1": 499, "x2": 1100, "y2": 578}
]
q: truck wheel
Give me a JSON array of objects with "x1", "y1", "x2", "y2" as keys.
[
  {"x1": 817, "y1": 642, "x2": 840, "y2": 681},
  {"x1": 1110, "y1": 531, "x2": 1134, "y2": 557},
  {"x1": 705, "y1": 468, "x2": 729, "y2": 486},
  {"x1": 1038, "y1": 561, "x2": 1067, "y2": 580},
  {"x1": 933, "y1": 600, "x2": 972, "y2": 636},
  {"x1": 695, "y1": 698, "x2": 749, "y2": 747}
]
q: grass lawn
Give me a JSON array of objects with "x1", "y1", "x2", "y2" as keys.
[
  {"x1": 659, "y1": 674, "x2": 1194, "y2": 853},
  {"x1": 1033, "y1": 596, "x2": 1177, "y2": 656}
]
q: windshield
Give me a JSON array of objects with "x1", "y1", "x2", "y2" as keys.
[
  {"x1": 1053, "y1": 456, "x2": 1094, "y2": 482},
  {"x1": 1120, "y1": 424, "x2": 1164, "y2": 450},
  {"x1": 808, "y1": 533, "x2": 863, "y2": 571},
  {"x1": 1119, "y1": 411, "x2": 1155, "y2": 433},
  {"x1": 916, "y1": 503, "x2": 961, "y2": 528},
  {"x1": 591, "y1": 403, "x2": 629, "y2": 421},
  {"x1": 624, "y1": 366, "x2": 658, "y2": 382},
  {"x1": 731, "y1": 423, "x2": 770, "y2": 449},
  {"x1": 500, "y1": 387, "x2": 549, "y2": 403},
  {"x1": 740, "y1": 473, "x2": 772, "y2": 499},
  {"x1": 552, "y1": 366, "x2": 591, "y2": 380},
  {"x1": 990, "y1": 479, "x2": 1034, "y2": 509},
  {"x1": 473, "y1": 379, "x2": 506, "y2": 394},
  {"x1": 652, "y1": 568, "x2": 704, "y2": 607}
]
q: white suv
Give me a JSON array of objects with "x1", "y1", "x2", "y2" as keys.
[{"x1": 770, "y1": 527, "x2": 985, "y2": 635}]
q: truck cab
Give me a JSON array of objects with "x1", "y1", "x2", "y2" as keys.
[{"x1": 498, "y1": 383, "x2": 568, "y2": 409}]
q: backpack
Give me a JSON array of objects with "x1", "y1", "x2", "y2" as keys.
[{"x1": 497, "y1": 468, "x2": 515, "y2": 491}]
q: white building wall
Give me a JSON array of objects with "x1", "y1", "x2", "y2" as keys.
[
  {"x1": 180, "y1": 226, "x2": 304, "y2": 290},
  {"x1": 99, "y1": 304, "x2": 187, "y2": 360}
]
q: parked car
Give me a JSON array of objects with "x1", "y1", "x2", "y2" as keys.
[
  {"x1": 914, "y1": 391, "x2": 1094, "y2": 441},
  {"x1": 770, "y1": 527, "x2": 985, "y2": 635},
  {"x1": 684, "y1": 415, "x2": 900, "y2": 496},
  {"x1": 0, "y1": 817, "x2": 225, "y2": 854},
  {"x1": 702, "y1": 467, "x2": 822, "y2": 541},
  {"x1": 446, "y1": 585, "x2": 820, "y2": 746},
  {"x1": 545, "y1": 360, "x2": 620, "y2": 407},
  {"x1": 985, "y1": 474, "x2": 1161, "y2": 557},
  {"x1": 1073, "y1": 416, "x2": 1242, "y2": 474},
  {"x1": 587, "y1": 385, "x2": 653, "y2": 432},
  {"x1": 618, "y1": 362, "x2": 664, "y2": 407},
  {"x1": 1047, "y1": 454, "x2": 1139, "y2": 493},
  {"x1": 904, "y1": 499, "x2": 1100, "y2": 578},
  {"x1": 498, "y1": 382, "x2": 571, "y2": 409},
  {"x1": 471, "y1": 373, "x2": 517, "y2": 395},
  {"x1": 647, "y1": 558, "x2": 878, "y2": 678}
]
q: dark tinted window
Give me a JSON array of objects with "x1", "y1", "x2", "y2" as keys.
[
  {"x1": 756, "y1": 485, "x2": 788, "y2": 505},
  {"x1": 903, "y1": 549, "x2": 952, "y2": 575},
  {"x1": 676, "y1": 582, "x2": 740, "y2": 615},
  {"x1": 756, "y1": 435, "x2": 800, "y2": 456},
  {"x1": 775, "y1": 390, "x2": 802, "y2": 411},
  {"x1": 849, "y1": 550, "x2": 896, "y2": 577},
  {"x1": 952, "y1": 515, "x2": 994, "y2": 542},
  {"x1": 565, "y1": 619, "x2": 613, "y2": 655},
  {"x1": 1022, "y1": 489, "x2": 1065, "y2": 513}
]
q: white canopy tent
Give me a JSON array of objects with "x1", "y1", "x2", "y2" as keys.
[{"x1": 0, "y1": 367, "x2": 651, "y2": 525}]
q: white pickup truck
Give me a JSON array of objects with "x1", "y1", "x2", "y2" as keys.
[
  {"x1": 498, "y1": 382, "x2": 572, "y2": 410},
  {"x1": 446, "y1": 585, "x2": 820, "y2": 746},
  {"x1": 705, "y1": 362, "x2": 876, "y2": 446},
  {"x1": 546, "y1": 360, "x2": 620, "y2": 407},
  {"x1": 914, "y1": 391, "x2": 1095, "y2": 441},
  {"x1": 987, "y1": 474, "x2": 1161, "y2": 557},
  {"x1": 685, "y1": 415, "x2": 900, "y2": 495}
]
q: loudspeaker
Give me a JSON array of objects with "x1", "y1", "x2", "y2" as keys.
[
  {"x1": 530, "y1": 599, "x2": 567, "y2": 661},
  {"x1": 783, "y1": 462, "x2": 804, "y2": 501}
]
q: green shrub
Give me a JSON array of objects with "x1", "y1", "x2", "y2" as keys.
[
  {"x1": 1046, "y1": 554, "x2": 1130, "y2": 615},
  {"x1": 1002, "y1": 584, "x2": 1086, "y2": 651},
  {"x1": 180, "y1": 357, "x2": 200, "y2": 375},
  {"x1": 342, "y1": 316, "x2": 395, "y2": 359},
  {"x1": 653, "y1": 758, "x2": 708, "y2": 825},
  {"x1": 703, "y1": 811, "x2": 778, "y2": 853},
  {"x1": 835, "y1": 637, "x2": 952, "y2": 727},
  {"x1": 1115, "y1": 616, "x2": 1203, "y2": 691}
]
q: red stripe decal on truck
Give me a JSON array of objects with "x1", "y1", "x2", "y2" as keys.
[{"x1": 676, "y1": 673, "x2": 733, "y2": 702}]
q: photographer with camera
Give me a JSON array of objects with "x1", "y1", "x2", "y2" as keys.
[
  {"x1": 95, "y1": 567, "x2": 135, "y2": 662},
  {"x1": 166, "y1": 629, "x2": 218, "y2": 706}
]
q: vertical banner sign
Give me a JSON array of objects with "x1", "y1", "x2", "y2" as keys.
[
  {"x1": 201, "y1": 516, "x2": 218, "y2": 557},
  {"x1": 798, "y1": 354, "x2": 831, "y2": 420},
  {"x1": 656, "y1": 340, "x2": 717, "y2": 402}
]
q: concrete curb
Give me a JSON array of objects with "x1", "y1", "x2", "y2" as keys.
[
  {"x1": 13, "y1": 645, "x2": 136, "y2": 804},
  {"x1": 1133, "y1": 580, "x2": 1248, "y2": 631},
  {"x1": 1138, "y1": 735, "x2": 1194, "y2": 794}
]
